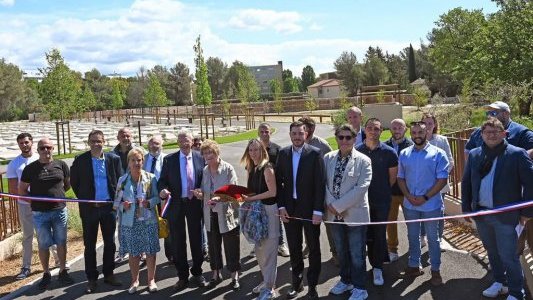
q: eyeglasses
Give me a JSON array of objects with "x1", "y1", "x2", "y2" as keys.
[
  {"x1": 336, "y1": 135, "x2": 353, "y2": 141},
  {"x1": 38, "y1": 146, "x2": 53, "y2": 151},
  {"x1": 486, "y1": 110, "x2": 499, "y2": 117},
  {"x1": 482, "y1": 130, "x2": 504, "y2": 136}
]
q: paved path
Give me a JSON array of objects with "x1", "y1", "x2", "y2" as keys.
[{"x1": 6, "y1": 123, "x2": 503, "y2": 300}]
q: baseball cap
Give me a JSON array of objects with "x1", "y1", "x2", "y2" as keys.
[{"x1": 484, "y1": 101, "x2": 510, "y2": 112}]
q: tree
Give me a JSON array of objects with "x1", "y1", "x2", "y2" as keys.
[
  {"x1": 301, "y1": 65, "x2": 316, "y2": 91},
  {"x1": 168, "y1": 62, "x2": 192, "y2": 105},
  {"x1": 269, "y1": 79, "x2": 283, "y2": 114},
  {"x1": 193, "y1": 35, "x2": 213, "y2": 107},
  {"x1": 143, "y1": 73, "x2": 169, "y2": 107},
  {"x1": 283, "y1": 77, "x2": 300, "y2": 93},
  {"x1": 39, "y1": 48, "x2": 82, "y2": 120},
  {"x1": 408, "y1": 44, "x2": 417, "y2": 83},
  {"x1": 224, "y1": 61, "x2": 259, "y2": 103},
  {"x1": 334, "y1": 51, "x2": 365, "y2": 96},
  {"x1": 385, "y1": 52, "x2": 409, "y2": 88},
  {"x1": 0, "y1": 59, "x2": 30, "y2": 121},
  {"x1": 363, "y1": 56, "x2": 390, "y2": 86},
  {"x1": 206, "y1": 57, "x2": 227, "y2": 100},
  {"x1": 412, "y1": 85, "x2": 430, "y2": 110},
  {"x1": 110, "y1": 78, "x2": 128, "y2": 109},
  {"x1": 428, "y1": 8, "x2": 487, "y2": 85},
  {"x1": 78, "y1": 82, "x2": 97, "y2": 113}
]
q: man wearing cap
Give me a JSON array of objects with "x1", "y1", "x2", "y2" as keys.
[{"x1": 465, "y1": 101, "x2": 533, "y2": 157}]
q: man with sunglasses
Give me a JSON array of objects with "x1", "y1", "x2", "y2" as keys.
[
  {"x1": 465, "y1": 101, "x2": 533, "y2": 157},
  {"x1": 356, "y1": 118, "x2": 398, "y2": 286},
  {"x1": 19, "y1": 138, "x2": 73, "y2": 290}
]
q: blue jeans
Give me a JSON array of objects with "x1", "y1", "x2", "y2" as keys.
[
  {"x1": 331, "y1": 221, "x2": 367, "y2": 289},
  {"x1": 475, "y1": 215, "x2": 524, "y2": 299},
  {"x1": 33, "y1": 208, "x2": 68, "y2": 250},
  {"x1": 403, "y1": 207, "x2": 441, "y2": 271}
]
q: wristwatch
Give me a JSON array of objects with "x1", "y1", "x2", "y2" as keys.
[{"x1": 423, "y1": 195, "x2": 429, "y2": 201}]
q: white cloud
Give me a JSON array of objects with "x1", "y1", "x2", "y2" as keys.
[
  {"x1": 0, "y1": 0, "x2": 14, "y2": 7},
  {"x1": 0, "y1": 0, "x2": 410, "y2": 76},
  {"x1": 228, "y1": 9, "x2": 303, "y2": 34}
]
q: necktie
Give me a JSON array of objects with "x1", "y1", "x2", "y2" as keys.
[
  {"x1": 150, "y1": 156, "x2": 157, "y2": 174},
  {"x1": 186, "y1": 156, "x2": 194, "y2": 199}
]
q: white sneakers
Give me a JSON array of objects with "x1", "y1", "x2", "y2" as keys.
[
  {"x1": 388, "y1": 252, "x2": 399, "y2": 262},
  {"x1": 482, "y1": 282, "x2": 509, "y2": 298},
  {"x1": 349, "y1": 288, "x2": 368, "y2": 300},
  {"x1": 373, "y1": 268, "x2": 384, "y2": 286},
  {"x1": 329, "y1": 280, "x2": 354, "y2": 295}
]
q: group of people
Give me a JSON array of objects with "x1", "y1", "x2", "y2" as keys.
[{"x1": 6, "y1": 100, "x2": 533, "y2": 300}]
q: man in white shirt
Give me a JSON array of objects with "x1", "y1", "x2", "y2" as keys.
[{"x1": 7, "y1": 133, "x2": 40, "y2": 280}]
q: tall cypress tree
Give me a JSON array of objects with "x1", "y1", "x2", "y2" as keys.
[{"x1": 408, "y1": 43, "x2": 417, "y2": 83}]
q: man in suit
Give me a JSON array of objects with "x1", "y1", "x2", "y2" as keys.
[
  {"x1": 347, "y1": 106, "x2": 366, "y2": 146},
  {"x1": 143, "y1": 135, "x2": 173, "y2": 262},
  {"x1": 158, "y1": 131, "x2": 206, "y2": 290},
  {"x1": 70, "y1": 130, "x2": 123, "y2": 293},
  {"x1": 462, "y1": 118, "x2": 533, "y2": 300},
  {"x1": 276, "y1": 121, "x2": 326, "y2": 300}
]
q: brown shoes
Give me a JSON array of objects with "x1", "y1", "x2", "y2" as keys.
[
  {"x1": 401, "y1": 266, "x2": 424, "y2": 278},
  {"x1": 430, "y1": 271, "x2": 443, "y2": 286}
]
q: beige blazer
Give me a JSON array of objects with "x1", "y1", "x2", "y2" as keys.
[
  {"x1": 201, "y1": 159, "x2": 239, "y2": 234},
  {"x1": 324, "y1": 150, "x2": 372, "y2": 226}
]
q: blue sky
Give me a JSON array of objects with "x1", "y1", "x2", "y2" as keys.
[{"x1": 0, "y1": 0, "x2": 498, "y2": 77}]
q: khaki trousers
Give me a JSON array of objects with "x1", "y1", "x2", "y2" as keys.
[{"x1": 386, "y1": 195, "x2": 404, "y2": 253}]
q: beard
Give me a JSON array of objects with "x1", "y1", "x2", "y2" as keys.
[{"x1": 413, "y1": 137, "x2": 426, "y2": 146}]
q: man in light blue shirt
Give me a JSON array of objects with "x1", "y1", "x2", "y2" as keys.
[
  {"x1": 397, "y1": 121, "x2": 449, "y2": 286},
  {"x1": 143, "y1": 135, "x2": 166, "y2": 180}
]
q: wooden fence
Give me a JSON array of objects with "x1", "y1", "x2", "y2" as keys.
[{"x1": 0, "y1": 172, "x2": 21, "y2": 241}]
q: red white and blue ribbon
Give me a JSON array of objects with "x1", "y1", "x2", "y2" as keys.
[{"x1": 1, "y1": 192, "x2": 532, "y2": 225}]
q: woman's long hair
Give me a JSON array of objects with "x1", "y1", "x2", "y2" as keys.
[{"x1": 240, "y1": 138, "x2": 269, "y2": 172}]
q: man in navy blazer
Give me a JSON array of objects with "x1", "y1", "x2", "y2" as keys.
[
  {"x1": 70, "y1": 130, "x2": 123, "y2": 293},
  {"x1": 462, "y1": 118, "x2": 533, "y2": 300},
  {"x1": 158, "y1": 131, "x2": 206, "y2": 290},
  {"x1": 276, "y1": 121, "x2": 325, "y2": 300}
]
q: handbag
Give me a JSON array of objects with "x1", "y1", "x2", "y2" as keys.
[{"x1": 156, "y1": 205, "x2": 169, "y2": 239}]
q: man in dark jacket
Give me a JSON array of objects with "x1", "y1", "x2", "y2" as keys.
[
  {"x1": 70, "y1": 130, "x2": 123, "y2": 293},
  {"x1": 462, "y1": 118, "x2": 533, "y2": 300}
]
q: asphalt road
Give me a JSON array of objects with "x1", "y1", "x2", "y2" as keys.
[{"x1": 5, "y1": 122, "x2": 505, "y2": 300}]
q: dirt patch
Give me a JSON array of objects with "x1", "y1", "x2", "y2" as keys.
[{"x1": 0, "y1": 229, "x2": 102, "y2": 297}]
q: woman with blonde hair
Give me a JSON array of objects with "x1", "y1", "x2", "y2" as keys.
[
  {"x1": 114, "y1": 147, "x2": 160, "y2": 294},
  {"x1": 240, "y1": 138, "x2": 279, "y2": 300},
  {"x1": 192, "y1": 139, "x2": 241, "y2": 289}
]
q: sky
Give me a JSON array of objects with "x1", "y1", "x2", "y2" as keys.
[{"x1": 0, "y1": 0, "x2": 499, "y2": 77}]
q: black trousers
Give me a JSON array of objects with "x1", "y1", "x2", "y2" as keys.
[
  {"x1": 167, "y1": 198, "x2": 204, "y2": 280},
  {"x1": 80, "y1": 204, "x2": 116, "y2": 281},
  {"x1": 208, "y1": 212, "x2": 241, "y2": 272},
  {"x1": 284, "y1": 217, "x2": 321, "y2": 287},
  {"x1": 367, "y1": 205, "x2": 390, "y2": 269}
]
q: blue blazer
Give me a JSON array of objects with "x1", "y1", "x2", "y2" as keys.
[{"x1": 461, "y1": 143, "x2": 533, "y2": 224}]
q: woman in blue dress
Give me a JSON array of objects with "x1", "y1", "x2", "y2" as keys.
[{"x1": 114, "y1": 147, "x2": 160, "y2": 294}]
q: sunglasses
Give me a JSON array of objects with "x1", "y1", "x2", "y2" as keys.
[
  {"x1": 38, "y1": 146, "x2": 53, "y2": 151},
  {"x1": 336, "y1": 135, "x2": 353, "y2": 141},
  {"x1": 410, "y1": 121, "x2": 426, "y2": 127},
  {"x1": 486, "y1": 110, "x2": 499, "y2": 117}
]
